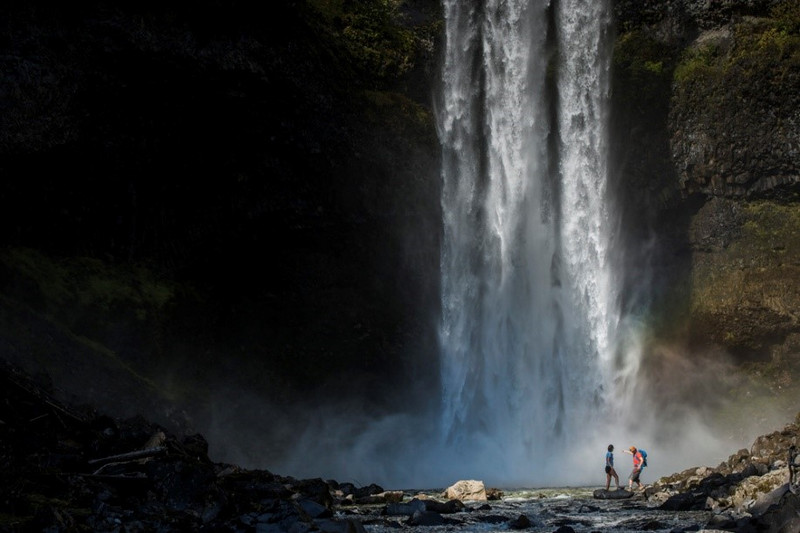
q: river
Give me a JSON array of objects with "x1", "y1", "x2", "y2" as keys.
[{"x1": 337, "y1": 487, "x2": 712, "y2": 532}]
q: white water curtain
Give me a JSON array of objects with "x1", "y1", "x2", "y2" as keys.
[{"x1": 438, "y1": 0, "x2": 621, "y2": 485}]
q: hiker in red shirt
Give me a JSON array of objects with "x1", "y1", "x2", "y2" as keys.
[{"x1": 624, "y1": 446, "x2": 644, "y2": 491}]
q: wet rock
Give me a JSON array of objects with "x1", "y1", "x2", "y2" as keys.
[
  {"x1": 253, "y1": 499, "x2": 310, "y2": 532},
  {"x1": 354, "y1": 483, "x2": 384, "y2": 499},
  {"x1": 640, "y1": 519, "x2": 669, "y2": 530},
  {"x1": 181, "y1": 433, "x2": 210, "y2": 461},
  {"x1": 671, "y1": 525, "x2": 701, "y2": 532},
  {"x1": 661, "y1": 491, "x2": 701, "y2": 511},
  {"x1": 384, "y1": 498, "x2": 427, "y2": 516},
  {"x1": 298, "y1": 498, "x2": 333, "y2": 519},
  {"x1": 147, "y1": 456, "x2": 219, "y2": 512},
  {"x1": 508, "y1": 513, "x2": 531, "y2": 529},
  {"x1": 314, "y1": 518, "x2": 368, "y2": 533},
  {"x1": 593, "y1": 488, "x2": 633, "y2": 499},
  {"x1": 476, "y1": 514, "x2": 508, "y2": 525},
  {"x1": 704, "y1": 512, "x2": 746, "y2": 531},
  {"x1": 290, "y1": 477, "x2": 334, "y2": 507},
  {"x1": 425, "y1": 498, "x2": 465, "y2": 514},
  {"x1": 338, "y1": 482, "x2": 357, "y2": 496},
  {"x1": 407, "y1": 509, "x2": 446, "y2": 526}
]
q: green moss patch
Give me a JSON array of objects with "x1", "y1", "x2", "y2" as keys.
[
  {"x1": 0, "y1": 246, "x2": 191, "y2": 406},
  {"x1": 688, "y1": 200, "x2": 800, "y2": 358},
  {"x1": 307, "y1": 0, "x2": 438, "y2": 83},
  {"x1": 613, "y1": 30, "x2": 677, "y2": 114},
  {"x1": 673, "y1": 5, "x2": 800, "y2": 109},
  {"x1": 1, "y1": 247, "x2": 175, "y2": 322}
]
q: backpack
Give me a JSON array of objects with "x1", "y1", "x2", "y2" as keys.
[{"x1": 639, "y1": 449, "x2": 648, "y2": 467}]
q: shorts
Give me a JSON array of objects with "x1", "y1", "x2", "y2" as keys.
[
  {"x1": 605, "y1": 465, "x2": 611, "y2": 474},
  {"x1": 629, "y1": 469, "x2": 641, "y2": 482}
]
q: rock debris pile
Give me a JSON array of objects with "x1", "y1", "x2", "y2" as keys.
[
  {"x1": 647, "y1": 414, "x2": 800, "y2": 532},
  {"x1": 3, "y1": 357, "x2": 800, "y2": 532},
  {"x1": 0, "y1": 360, "x2": 502, "y2": 532}
]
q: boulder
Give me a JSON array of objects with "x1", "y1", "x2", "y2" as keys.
[
  {"x1": 354, "y1": 483, "x2": 384, "y2": 499},
  {"x1": 407, "y1": 510, "x2": 445, "y2": 526},
  {"x1": 378, "y1": 490, "x2": 404, "y2": 503},
  {"x1": 486, "y1": 487, "x2": 504, "y2": 500},
  {"x1": 748, "y1": 482, "x2": 792, "y2": 517},
  {"x1": 752, "y1": 490, "x2": 800, "y2": 533},
  {"x1": 593, "y1": 488, "x2": 634, "y2": 499},
  {"x1": 383, "y1": 499, "x2": 426, "y2": 516},
  {"x1": 731, "y1": 468, "x2": 788, "y2": 511},
  {"x1": 660, "y1": 491, "x2": 702, "y2": 511},
  {"x1": 443, "y1": 480, "x2": 487, "y2": 501},
  {"x1": 508, "y1": 514, "x2": 531, "y2": 529},
  {"x1": 736, "y1": 484, "x2": 800, "y2": 533},
  {"x1": 424, "y1": 499, "x2": 465, "y2": 514},
  {"x1": 297, "y1": 499, "x2": 332, "y2": 519}
]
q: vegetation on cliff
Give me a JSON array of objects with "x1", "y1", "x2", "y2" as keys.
[
  {"x1": 671, "y1": 3, "x2": 800, "y2": 374},
  {"x1": 671, "y1": 1, "x2": 800, "y2": 198}
]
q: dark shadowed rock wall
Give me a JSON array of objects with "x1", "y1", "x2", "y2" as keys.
[{"x1": 0, "y1": 0, "x2": 443, "y2": 430}]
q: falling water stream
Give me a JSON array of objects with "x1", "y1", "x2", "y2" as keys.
[{"x1": 438, "y1": 0, "x2": 626, "y2": 486}]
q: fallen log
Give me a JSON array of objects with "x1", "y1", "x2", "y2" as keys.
[
  {"x1": 84, "y1": 472, "x2": 148, "y2": 481},
  {"x1": 88, "y1": 446, "x2": 167, "y2": 467}
]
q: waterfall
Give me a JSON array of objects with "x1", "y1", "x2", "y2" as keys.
[{"x1": 438, "y1": 0, "x2": 619, "y2": 485}]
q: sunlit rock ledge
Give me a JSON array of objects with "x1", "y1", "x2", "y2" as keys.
[{"x1": 647, "y1": 412, "x2": 800, "y2": 530}]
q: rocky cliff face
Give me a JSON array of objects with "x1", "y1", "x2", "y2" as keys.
[{"x1": 612, "y1": 0, "x2": 800, "y2": 422}]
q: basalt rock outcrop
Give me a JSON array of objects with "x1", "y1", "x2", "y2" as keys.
[{"x1": 611, "y1": 0, "x2": 800, "y2": 417}]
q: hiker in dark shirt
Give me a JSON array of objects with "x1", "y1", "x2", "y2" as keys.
[{"x1": 605, "y1": 444, "x2": 620, "y2": 490}]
